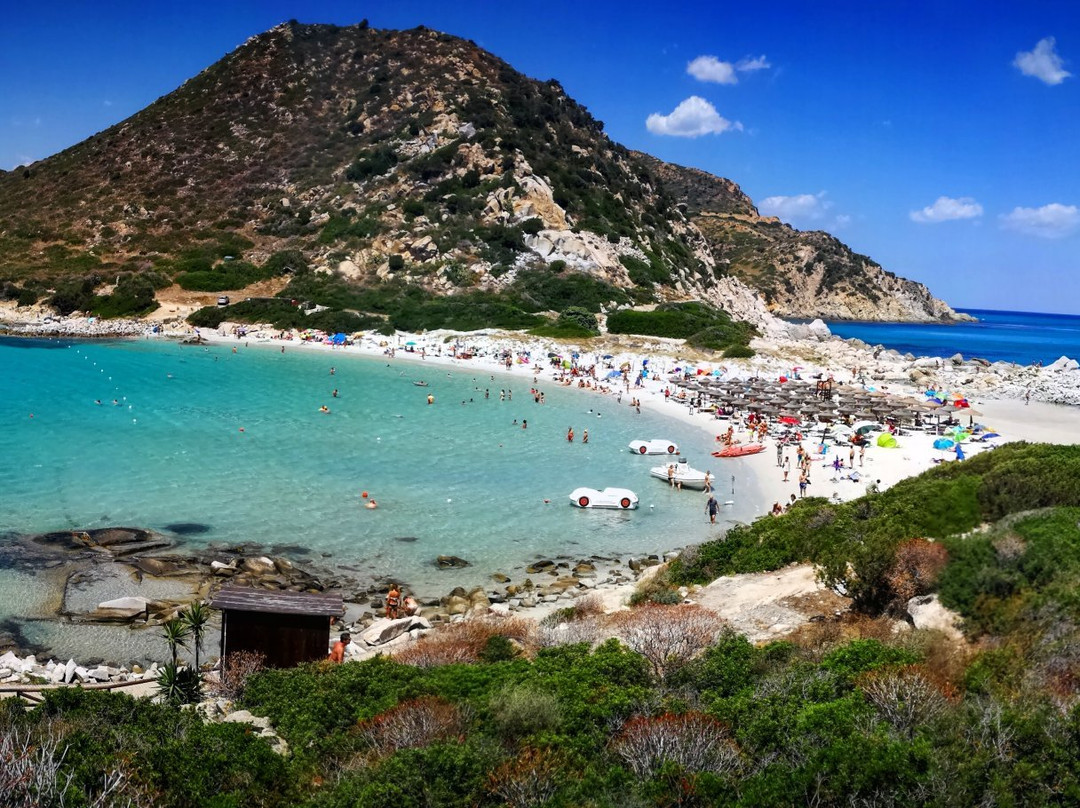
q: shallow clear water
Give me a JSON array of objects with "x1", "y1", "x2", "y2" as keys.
[{"x1": 0, "y1": 337, "x2": 754, "y2": 603}]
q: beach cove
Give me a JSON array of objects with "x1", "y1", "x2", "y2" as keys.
[{"x1": 3, "y1": 306, "x2": 1080, "y2": 665}]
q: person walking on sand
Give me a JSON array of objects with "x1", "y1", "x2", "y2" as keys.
[
  {"x1": 329, "y1": 632, "x2": 350, "y2": 663},
  {"x1": 799, "y1": 471, "x2": 808, "y2": 498},
  {"x1": 385, "y1": 584, "x2": 401, "y2": 619},
  {"x1": 783, "y1": 455, "x2": 791, "y2": 482},
  {"x1": 849, "y1": 446, "x2": 855, "y2": 467},
  {"x1": 859, "y1": 445, "x2": 865, "y2": 467},
  {"x1": 705, "y1": 495, "x2": 720, "y2": 524},
  {"x1": 776, "y1": 443, "x2": 784, "y2": 467}
]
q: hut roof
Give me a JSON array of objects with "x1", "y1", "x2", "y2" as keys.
[{"x1": 209, "y1": 586, "x2": 343, "y2": 617}]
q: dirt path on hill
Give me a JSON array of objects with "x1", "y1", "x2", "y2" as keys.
[{"x1": 147, "y1": 277, "x2": 291, "y2": 323}]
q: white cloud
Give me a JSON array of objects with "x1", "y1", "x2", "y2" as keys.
[
  {"x1": 1014, "y1": 37, "x2": 1071, "y2": 85},
  {"x1": 759, "y1": 192, "x2": 830, "y2": 223},
  {"x1": 909, "y1": 196, "x2": 983, "y2": 223},
  {"x1": 687, "y1": 56, "x2": 738, "y2": 85},
  {"x1": 645, "y1": 96, "x2": 742, "y2": 137},
  {"x1": 686, "y1": 54, "x2": 771, "y2": 84},
  {"x1": 999, "y1": 203, "x2": 1080, "y2": 238},
  {"x1": 735, "y1": 55, "x2": 771, "y2": 72}
]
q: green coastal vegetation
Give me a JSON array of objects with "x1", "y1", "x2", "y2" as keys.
[{"x1": 7, "y1": 442, "x2": 1080, "y2": 807}]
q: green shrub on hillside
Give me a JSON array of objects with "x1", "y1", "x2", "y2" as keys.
[
  {"x1": 92, "y1": 273, "x2": 159, "y2": 318},
  {"x1": 176, "y1": 261, "x2": 272, "y2": 292},
  {"x1": 511, "y1": 269, "x2": 626, "y2": 313},
  {"x1": 671, "y1": 444, "x2": 1080, "y2": 614},
  {"x1": 939, "y1": 507, "x2": 1080, "y2": 636},
  {"x1": 345, "y1": 146, "x2": 398, "y2": 181},
  {"x1": 556, "y1": 306, "x2": 598, "y2": 333}
]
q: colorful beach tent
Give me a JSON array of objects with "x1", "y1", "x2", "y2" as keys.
[
  {"x1": 330, "y1": 333, "x2": 347, "y2": 345},
  {"x1": 933, "y1": 438, "x2": 956, "y2": 450},
  {"x1": 876, "y1": 433, "x2": 898, "y2": 448}
]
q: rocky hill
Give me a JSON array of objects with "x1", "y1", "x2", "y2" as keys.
[
  {"x1": 0, "y1": 21, "x2": 959, "y2": 327},
  {"x1": 640, "y1": 156, "x2": 959, "y2": 321}
]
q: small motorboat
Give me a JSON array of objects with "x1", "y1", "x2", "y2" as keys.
[
  {"x1": 413, "y1": 381, "x2": 430, "y2": 387},
  {"x1": 569, "y1": 487, "x2": 639, "y2": 510},
  {"x1": 650, "y1": 458, "x2": 709, "y2": 490},
  {"x1": 711, "y1": 443, "x2": 766, "y2": 458},
  {"x1": 629, "y1": 439, "x2": 679, "y2": 456}
]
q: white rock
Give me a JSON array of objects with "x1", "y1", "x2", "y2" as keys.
[
  {"x1": 223, "y1": 710, "x2": 272, "y2": 730},
  {"x1": 360, "y1": 616, "x2": 425, "y2": 646},
  {"x1": 96, "y1": 596, "x2": 150, "y2": 618},
  {"x1": 0, "y1": 651, "x2": 20, "y2": 669},
  {"x1": 88, "y1": 666, "x2": 112, "y2": 682},
  {"x1": 1047, "y1": 356, "x2": 1079, "y2": 372},
  {"x1": 906, "y1": 594, "x2": 964, "y2": 641},
  {"x1": 63, "y1": 659, "x2": 77, "y2": 684}
]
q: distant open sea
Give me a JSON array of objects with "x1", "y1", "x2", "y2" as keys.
[{"x1": 821, "y1": 309, "x2": 1080, "y2": 366}]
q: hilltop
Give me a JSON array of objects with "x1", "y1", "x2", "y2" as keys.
[{"x1": 0, "y1": 21, "x2": 959, "y2": 332}]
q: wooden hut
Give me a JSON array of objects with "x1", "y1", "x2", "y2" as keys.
[{"x1": 210, "y1": 587, "x2": 343, "y2": 669}]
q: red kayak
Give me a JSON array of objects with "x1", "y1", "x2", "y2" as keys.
[{"x1": 712, "y1": 443, "x2": 766, "y2": 458}]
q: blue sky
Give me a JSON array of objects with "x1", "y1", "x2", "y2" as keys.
[{"x1": 2, "y1": 1, "x2": 1078, "y2": 314}]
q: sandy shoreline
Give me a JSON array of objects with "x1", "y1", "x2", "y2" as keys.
[{"x1": 4, "y1": 308, "x2": 1080, "y2": 649}]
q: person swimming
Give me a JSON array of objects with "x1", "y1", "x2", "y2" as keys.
[{"x1": 319, "y1": 405, "x2": 330, "y2": 414}]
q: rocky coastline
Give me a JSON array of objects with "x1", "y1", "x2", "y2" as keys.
[
  {"x1": 0, "y1": 522, "x2": 666, "y2": 679},
  {"x1": 3, "y1": 304, "x2": 1080, "y2": 678}
]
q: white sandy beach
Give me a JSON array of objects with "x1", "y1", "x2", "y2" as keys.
[{"x1": 4, "y1": 308, "x2": 1080, "y2": 665}]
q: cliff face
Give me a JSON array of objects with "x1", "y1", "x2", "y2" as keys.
[
  {"x1": 0, "y1": 21, "x2": 958, "y2": 328},
  {"x1": 643, "y1": 160, "x2": 961, "y2": 323}
]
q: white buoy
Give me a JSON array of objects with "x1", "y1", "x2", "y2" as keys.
[{"x1": 447, "y1": 498, "x2": 452, "y2": 503}]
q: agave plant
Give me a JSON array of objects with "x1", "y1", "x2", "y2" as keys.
[
  {"x1": 157, "y1": 662, "x2": 201, "y2": 706},
  {"x1": 181, "y1": 601, "x2": 211, "y2": 672},
  {"x1": 161, "y1": 618, "x2": 190, "y2": 667}
]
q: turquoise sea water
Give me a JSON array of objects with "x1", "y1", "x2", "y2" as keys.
[
  {"x1": 0, "y1": 336, "x2": 750, "y2": 604},
  {"x1": 823, "y1": 308, "x2": 1080, "y2": 366}
]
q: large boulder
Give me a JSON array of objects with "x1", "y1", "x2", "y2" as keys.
[
  {"x1": 361, "y1": 616, "x2": 432, "y2": 646},
  {"x1": 906, "y1": 595, "x2": 964, "y2": 641},
  {"x1": 93, "y1": 596, "x2": 150, "y2": 621},
  {"x1": 1047, "y1": 356, "x2": 1080, "y2": 372},
  {"x1": 241, "y1": 556, "x2": 277, "y2": 576}
]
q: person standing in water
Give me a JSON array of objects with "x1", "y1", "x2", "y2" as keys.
[
  {"x1": 582, "y1": 429, "x2": 589, "y2": 444},
  {"x1": 705, "y1": 495, "x2": 720, "y2": 524},
  {"x1": 567, "y1": 427, "x2": 574, "y2": 443}
]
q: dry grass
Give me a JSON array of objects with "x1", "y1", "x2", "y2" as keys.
[{"x1": 393, "y1": 614, "x2": 537, "y2": 667}]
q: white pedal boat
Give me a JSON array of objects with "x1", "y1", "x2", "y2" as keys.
[
  {"x1": 649, "y1": 459, "x2": 709, "y2": 490},
  {"x1": 569, "y1": 487, "x2": 639, "y2": 510},
  {"x1": 628, "y1": 439, "x2": 679, "y2": 456}
]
